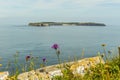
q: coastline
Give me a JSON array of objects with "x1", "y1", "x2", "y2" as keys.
[{"x1": 0, "y1": 56, "x2": 104, "y2": 79}]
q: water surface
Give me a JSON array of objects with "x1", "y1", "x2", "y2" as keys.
[{"x1": 0, "y1": 25, "x2": 120, "y2": 70}]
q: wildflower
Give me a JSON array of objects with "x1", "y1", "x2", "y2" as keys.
[
  {"x1": 105, "y1": 64, "x2": 111, "y2": 69},
  {"x1": 42, "y1": 57, "x2": 46, "y2": 62},
  {"x1": 101, "y1": 44, "x2": 106, "y2": 47},
  {"x1": 101, "y1": 54, "x2": 104, "y2": 58},
  {"x1": 51, "y1": 43, "x2": 61, "y2": 65},
  {"x1": 0, "y1": 64, "x2": 2, "y2": 67},
  {"x1": 51, "y1": 44, "x2": 59, "y2": 50},
  {"x1": 26, "y1": 55, "x2": 31, "y2": 61}
]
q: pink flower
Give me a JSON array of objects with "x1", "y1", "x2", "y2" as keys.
[
  {"x1": 26, "y1": 55, "x2": 31, "y2": 61},
  {"x1": 51, "y1": 44, "x2": 59, "y2": 50},
  {"x1": 42, "y1": 57, "x2": 46, "y2": 62}
]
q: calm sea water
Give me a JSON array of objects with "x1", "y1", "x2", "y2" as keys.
[{"x1": 0, "y1": 25, "x2": 120, "y2": 71}]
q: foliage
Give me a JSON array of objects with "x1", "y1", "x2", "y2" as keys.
[{"x1": 52, "y1": 56, "x2": 120, "y2": 80}]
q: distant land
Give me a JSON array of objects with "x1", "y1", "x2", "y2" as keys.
[{"x1": 28, "y1": 22, "x2": 106, "y2": 27}]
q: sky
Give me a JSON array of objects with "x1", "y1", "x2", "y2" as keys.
[{"x1": 0, "y1": 0, "x2": 120, "y2": 25}]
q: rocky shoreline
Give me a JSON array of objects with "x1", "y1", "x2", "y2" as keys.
[
  {"x1": 17, "y1": 56, "x2": 104, "y2": 80},
  {"x1": 0, "y1": 56, "x2": 105, "y2": 80},
  {"x1": 28, "y1": 22, "x2": 106, "y2": 27}
]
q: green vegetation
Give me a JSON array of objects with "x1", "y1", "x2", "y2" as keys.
[{"x1": 52, "y1": 57, "x2": 120, "y2": 80}]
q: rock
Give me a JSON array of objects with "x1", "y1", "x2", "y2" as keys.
[
  {"x1": 18, "y1": 70, "x2": 50, "y2": 80},
  {"x1": 70, "y1": 56, "x2": 104, "y2": 75},
  {"x1": 17, "y1": 56, "x2": 104, "y2": 80},
  {"x1": 48, "y1": 69, "x2": 62, "y2": 79},
  {"x1": 0, "y1": 71, "x2": 9, "y2": 80}
]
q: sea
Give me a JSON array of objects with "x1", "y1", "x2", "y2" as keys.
[{"x1": 0, "y1": 24, "x2": 120, "y2": 71}]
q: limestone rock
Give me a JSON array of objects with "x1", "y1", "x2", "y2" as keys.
[
  {"x1": 17, "y1": 56, "x2": 104, "y2": 80},
  {"x1": 70, "y1": 56, "x2": 104, "y2": 75},
  {"x1": 0, "y1": 71, "x2": 9, "y2": 80}
]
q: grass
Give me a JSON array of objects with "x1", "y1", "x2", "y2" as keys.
[
  {"x1": 52, "y1": 56, "x2": 120, "y2": 80},
  {"x1": 84, "y1": 57, "x2": 120, "y2": 80},
  {"x1": 52, "y1": 44, "x2": 120, "y2": 80}
]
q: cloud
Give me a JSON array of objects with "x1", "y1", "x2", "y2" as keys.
[
  {"x1": 108, "y1": 0, "x2": 120, "y2": 3},
  {"x1": 0, "y1": 0, "x2": 106, "y2": 10},
  {"x1": 31, "y1": 0, "x2": 105, "y2": 9},
  {"x1": 0, "y1": 0, "x2": 120, "y2": 18},
  {"x1": 0, "y1": 0, "x2": 35, "y2": 17},
  {"x1": 71, "y1": 0, "x2": 105, "y2": 7}
]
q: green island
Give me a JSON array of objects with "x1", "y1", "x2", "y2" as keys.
[{"x1": 28, "y1": 22, "x2": 106, "y2": 26}]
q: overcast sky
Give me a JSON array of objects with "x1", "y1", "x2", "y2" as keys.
[{"x1": 0, "y1": 0, "x2": 120, "y2": 25}]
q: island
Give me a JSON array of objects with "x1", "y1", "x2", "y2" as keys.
[{"x1": 28, "y1": 22, "x2": 106, "y2": 27}]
